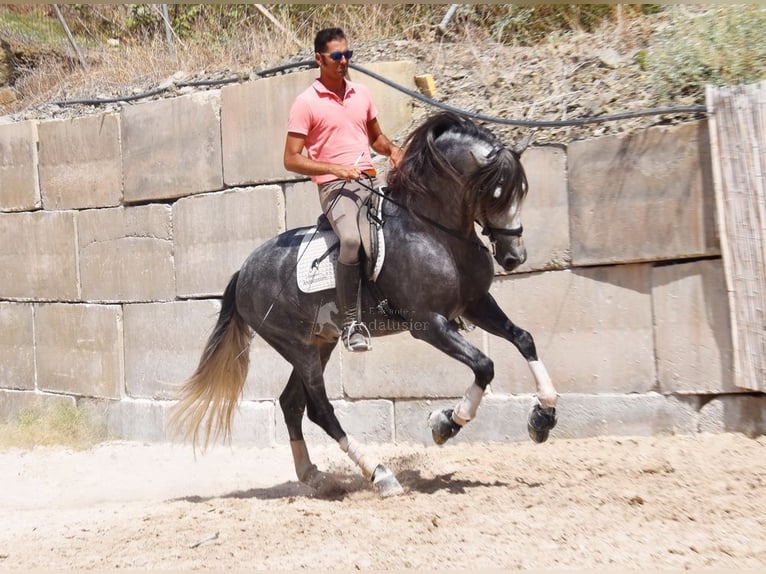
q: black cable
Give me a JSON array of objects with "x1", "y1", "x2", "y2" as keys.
[
  {"x1": 48, "y1": 58, "x2": 707, "y2": 127},
  {"x1": 349, "y1": 62, "x2": 707, "y2": 127}
]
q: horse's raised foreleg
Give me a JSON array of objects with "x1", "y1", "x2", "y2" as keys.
[
  {"x1": 463, "y1": 293, "x2": 558, "y2": 443},
  {"x1": 409, "y1": 314, "x2": 496, "y2": 445}
]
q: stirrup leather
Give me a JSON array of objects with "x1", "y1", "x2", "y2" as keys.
[{"x1": 343, "y1": 321, "x2": 372, "y2": 352}]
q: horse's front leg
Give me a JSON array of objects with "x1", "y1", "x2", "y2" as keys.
[
  {"x1": 410, "y1": 314, "x2": 497, "y2": 445},
  {"x1": 463, "y1": 293, "x2": 558, "y2": 443}
]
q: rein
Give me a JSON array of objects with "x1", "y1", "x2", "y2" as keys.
[{"x1": 361, "y1": 180, "x2": 522, "y2": 251}]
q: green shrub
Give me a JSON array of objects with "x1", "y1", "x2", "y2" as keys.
[{"x1": 646, "y1": 5, "x2": 766, "y2": 100}]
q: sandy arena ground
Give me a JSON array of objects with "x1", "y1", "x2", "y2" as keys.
[{"x1": 1, "y1": 432, "x2": 764, "y2": 570}]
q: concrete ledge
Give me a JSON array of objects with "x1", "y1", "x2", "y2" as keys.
[
  {"x1": 553, "y1": 393, "x2": 698, "y2": 438},
  {"x1": 394, "y1": 394, "x2": 533, "y2": 445},
  {"x1": 0, "y1": 389, "x2": 76, "y2": 421},
  {"x1": 274, "y1": 399, "x2": 395, "y2": 445},
  {"x1": 699, "y1": 394, "x2": 766, "y2": 436}
]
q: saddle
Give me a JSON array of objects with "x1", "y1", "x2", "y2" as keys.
[{"x1": 296, "y1": 187, "x2": 386, "y2": 294}]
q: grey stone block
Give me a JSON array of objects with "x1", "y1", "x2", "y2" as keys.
[
  {"x1": 222, "y1": 70, "x2": 314, "y2": 186},
  {"x1": 123, "y1": 299, "x2": 317, "y2": 402},
  {"x1": 352, "y1": 61, "x2": 416, "y2": 141},
  {"x1": 274, "y1": 399, "x2": 394, "y2": 445},
  {"x1": 38, "y1": 113, "x2": 122, "y2": 209},
  {"x1": 0, "y1": 211, "x2": 78, "y2": 300},
  {"x1": 0, "y1": 389, "x2": 76, "y2": 422},
  {"x1": 229, "y1": 400, "x2": 276, "y2": 447},
  {"x1": 35, "y1": 303, "x2": 123, "y2": 399},
  {"x1": 512, "y1": 145, "x2": 570, "y2": 273},
  {"x1": 342, "y1": 328, "x2": 486, "y2": 399},
  {"x1": 0, "y1": 120, "x2": 40, "y2": 211},
  {"x1": 699, "y1": 394, "x2": 765, "y2": 436},
  {"x1": 122, "y1": 91, "x2": 223, "y2": 202},
  {"x1": 173, "y1": 186, "x2": 285, "y2": 297},
  {"x1": 77, "y1": 205, "x2": 175, "y2": 302},
  {"x1": 105, "y1": 398, "x2": 168, "y2": 442},
  {"x1": 285, "y1": 179, "x2": 321, "y2": 230},
  {"x1": 124, "y1": 300, "x2": 221, "y2": 399},
  {"x1": 221, "y1": 62, "x2": 414, "y2": 186},
  {"x1": 487, "y1": 265, "x2": 656, "y2": 395},
  {"x1": 653, "y1": 259, "x2": 737, "y2": 394},
  {"x1": 569, "y1": 120, "x2": 719, "y2": 265},
  {"x1": 0, "y1": 302, "x2": 34, "y2": 390}
]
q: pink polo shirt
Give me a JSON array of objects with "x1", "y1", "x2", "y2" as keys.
[{"x1": 287, "y1": 78, "x2": 377, "y2": 184}]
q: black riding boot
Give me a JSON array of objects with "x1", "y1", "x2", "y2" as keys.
[{"x1": 336, "y1": 261, "x2": 371, "y2": 352}]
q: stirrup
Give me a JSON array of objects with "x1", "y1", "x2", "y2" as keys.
[{"x1": 342, "y1": 321, "x2": 372, "y2": 352}]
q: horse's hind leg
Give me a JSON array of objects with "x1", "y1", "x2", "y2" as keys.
[
  {"x1": 277, "y1": 340, "x2": 403, "y2": 497},
  {"x1": 279, "y1": 370, "x2": 329, "y2": 490}
]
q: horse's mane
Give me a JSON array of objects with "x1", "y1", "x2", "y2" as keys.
[{"x1": 386, "y1": 111, "x2": 528, "y2": 221}]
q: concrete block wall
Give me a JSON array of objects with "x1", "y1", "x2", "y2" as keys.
[{"x1": 1, "y1": 61, "x2": 763, "y2": 448}]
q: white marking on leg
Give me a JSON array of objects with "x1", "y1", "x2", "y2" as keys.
[
  {"x1": 339, "y1": 435, "x2": 378, "y2": 480},
  {"x1": 451, "y1": 383, "x2": 485, "y2": 426},
  {"x1": 529, "y1": 360, "x2": 558, "y2": 409},
  {"x1": 289, "y1": 440, "x2": 316, "y2": 482}
]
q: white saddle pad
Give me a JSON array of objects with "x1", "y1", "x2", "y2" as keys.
[
  {"x1": 296, "y1": 224, "x2": 386, "y2": 294},
  {"x1": 296, "y1": 229, "x2": 340, "y2": 293}
]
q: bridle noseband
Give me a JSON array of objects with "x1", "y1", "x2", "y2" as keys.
[{"x1": 481, "y1": 223, "x2": 524, "y2": 243}]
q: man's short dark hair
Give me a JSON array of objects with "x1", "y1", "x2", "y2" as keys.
[{"x1": 314, "y1": 28, "x2": 346, "y2": 54}]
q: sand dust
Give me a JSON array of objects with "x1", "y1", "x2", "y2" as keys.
[{"x1": 1, "y1": 432, "x2": 764, "y2": 570}]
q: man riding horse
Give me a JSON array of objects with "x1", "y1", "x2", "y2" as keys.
[{"x1": 283, "y1": 27, "x2": 403, "y2": 352}]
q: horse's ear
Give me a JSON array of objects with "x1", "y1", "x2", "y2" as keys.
[{"x1": 511, "y1": 133, "x2": 534, "y2": 157}]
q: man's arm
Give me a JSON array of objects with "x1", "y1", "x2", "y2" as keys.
[
  {"x1": 284, "y1": 132, "x2": 362, "y2": 181},
  {"x1": 367, "y1": 119, "x2": 403, "y2": 167}
]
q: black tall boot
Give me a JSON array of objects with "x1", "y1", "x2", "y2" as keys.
[{"x1": 336, "y1": 261, "x2": 371, "y2": 352}]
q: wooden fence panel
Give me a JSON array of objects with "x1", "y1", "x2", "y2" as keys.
[{"x1": 707, "y1": 82, "x2": 766, "y2": 391}]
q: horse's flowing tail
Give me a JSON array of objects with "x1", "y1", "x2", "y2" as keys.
[{"x1": 169, "y1": 271, "x2": 252, "y2": 451}]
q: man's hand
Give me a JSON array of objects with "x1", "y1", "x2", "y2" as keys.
[
  {"x1": 388, "y1": 145, "x2": 404, "y2": 167},
  {"x1": 333, "y1": 164, "x2": 362, "y2": 181}
]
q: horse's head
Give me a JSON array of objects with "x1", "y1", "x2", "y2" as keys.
[
  {"x1": 463, "y1": 134, "x2": 531, "y2": 272},
  {"x1": 387, "y1": 112, "x2": 530, "y2": 271}
]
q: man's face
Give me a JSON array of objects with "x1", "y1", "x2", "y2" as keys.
[{"x1": 316, "y1": 38, "x2": 350, "y2": 79}]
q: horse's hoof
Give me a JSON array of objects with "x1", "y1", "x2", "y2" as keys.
[
  {"x1": 428, "y1": 408, "x2": 462, "y2": 446},
  {"x1": 372, "y1": 464, "x2": 404, "y2": 498},
  {"x1": 527, "y1": 404, "x2": 557, "y2": 443}
]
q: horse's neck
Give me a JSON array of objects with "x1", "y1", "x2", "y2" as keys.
[{"x1": 405, "y1": 192, "x2": 473, "y2": 238}]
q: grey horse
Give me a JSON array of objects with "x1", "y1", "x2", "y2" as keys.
[{"x1": 170, "y1": 111, "x2": 559, "y2": 497}]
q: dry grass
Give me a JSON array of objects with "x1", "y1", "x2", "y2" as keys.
[
  {"x1": 0, "y1": 403, "x2": 107, "y2": 450},
  {"x1": 1, "y1": 3, "x2": 640, "y2": 110}
]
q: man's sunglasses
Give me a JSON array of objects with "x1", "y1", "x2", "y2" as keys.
[{"x1": 319, "y1": 50, "x2": 354, "y2": 61}]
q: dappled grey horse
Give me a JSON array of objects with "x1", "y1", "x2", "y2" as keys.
[{"x1": 170, "y1": 111, "x2": 559, "y2": 497}]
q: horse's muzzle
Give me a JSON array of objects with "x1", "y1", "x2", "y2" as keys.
[{"x1": 495, "y1": 243, "x2": 527, "y2": 271}]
